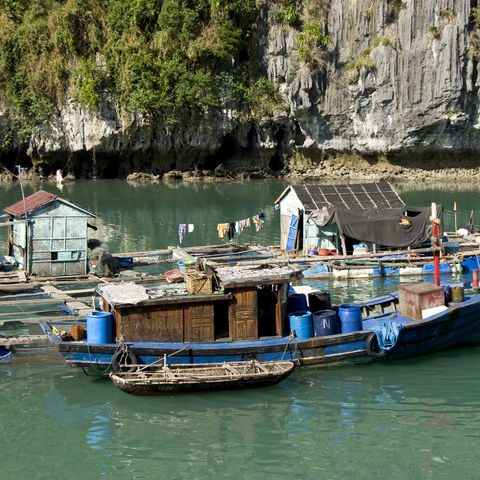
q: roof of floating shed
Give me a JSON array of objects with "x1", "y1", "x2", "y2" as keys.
[
  {"x1": 215, "y1": 264, "x2": 304, "y2": 288},
  {"x1": 4, "y1": 190, "x2": 96, "y2": 218},
  {"x1": 274, "y1": 182, "x2": 404, "y2": 211}
]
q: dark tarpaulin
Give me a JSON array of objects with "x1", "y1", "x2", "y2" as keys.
[{"x1": 331, "y1": 205, "x2": 443, "y2": 248}]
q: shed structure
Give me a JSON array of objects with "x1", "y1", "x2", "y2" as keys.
[
  {"x1": 4, "y1": 190, "x2": 96, "y2": 276},
  {"x1": 274, "y1": 183, "x2": 439, "y2": 255}
]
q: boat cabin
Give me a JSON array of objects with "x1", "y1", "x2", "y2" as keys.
[
  {"x1": 274, "y1": 182, "x2": 442, "y2": 256},
  {"x1": 97, "y1": 264, "x2": 304, "y2": 343},
  {"x1": 3, "y1": 190, "x2": 96, "y2": 276}
]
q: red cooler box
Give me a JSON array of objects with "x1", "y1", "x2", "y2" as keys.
[{"x1": 398, "y1": 282, "x2": 445, "y2": 320}]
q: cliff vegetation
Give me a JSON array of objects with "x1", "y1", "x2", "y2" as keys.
[{"x1": 1, "y1": 0, "x2": 480, "y2": 182}]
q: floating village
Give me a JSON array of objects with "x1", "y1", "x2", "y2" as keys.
[{"x1": 2, "y1": 181, "x2": 480, "y2": 394}]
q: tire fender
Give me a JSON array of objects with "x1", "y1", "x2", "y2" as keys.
[
  {"x1": 365, "y1": 332, "x2": 387, "y2": 358},
  {"x1": 111, "y1": 346, "x2": 139, "y2": 372}
]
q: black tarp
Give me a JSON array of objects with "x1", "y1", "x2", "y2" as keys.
[{"x1": 309, "y1": 205, "x2": 443, "y2": 248}]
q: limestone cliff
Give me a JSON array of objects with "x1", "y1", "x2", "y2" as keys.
[{"x1": 2, "y1": 0, "x2": 480, "y2": 179}]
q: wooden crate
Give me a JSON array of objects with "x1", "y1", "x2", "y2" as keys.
[
  {"x1": 398, "y1": 282, "x2": 445, "y2": 320},
  {"x1": 186, "y1": 271, "x2": 214, "y2": 294}
]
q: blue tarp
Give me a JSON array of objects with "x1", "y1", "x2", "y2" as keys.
[
  {"x1": 462, "y1": 256, "x2": 480, "y2": 272},
  {"x1": 422, "y1": 263, "x2": 451, "y2": 274},
  {"x1": 303, "y1": 264, "x2": 329, "y2": 277},
  {"x1": 372, "y1": 266, "x2": 399, "y2": 276}
]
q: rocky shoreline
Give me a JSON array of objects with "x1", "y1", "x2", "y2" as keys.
[{"x1": 3, "y1": 156, "x2": 480, "y2": 184}]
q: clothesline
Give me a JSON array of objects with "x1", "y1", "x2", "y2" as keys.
[{"x1": 178, "y1": 212, "x2": 265, "y2": 243}]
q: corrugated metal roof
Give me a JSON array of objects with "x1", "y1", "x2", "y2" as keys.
[
  {"x1": 276, "y1": 182, "x2": 404, "y2": 211},
  {"x1": 4, "y1": 190, "x2": 96, "y2": 218},
  {"x1": 4, "y1": 190, "x2": 58, "y2": 217}
]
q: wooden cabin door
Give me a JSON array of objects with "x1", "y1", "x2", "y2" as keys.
[
  {"x1": 229, "y1": 287, "x2": 258, "y2": 341},
  {"x1": 184, "y1": 302, "x2": 214, "y2": 342}
]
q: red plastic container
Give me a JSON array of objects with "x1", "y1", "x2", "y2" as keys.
[
  {"x1": 318, "y1": 249, "x2": 330, "y2": 256},
  {"x1": 164, "y1": 269, "x2": 184, "y2": 283}
]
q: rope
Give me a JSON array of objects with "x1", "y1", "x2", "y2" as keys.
[
  {"x1": 281, "y1": 330, "x2": 296, "y2": 361},
  {"x1": 83, "y1": 339, "x2": 124, "y2": 376}
]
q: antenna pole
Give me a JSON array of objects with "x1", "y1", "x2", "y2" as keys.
[{"x1": 16, "y1": 166, "x2": 29, "y2": 273}]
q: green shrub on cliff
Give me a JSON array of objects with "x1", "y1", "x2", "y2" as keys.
[{"x1": 0, "y1": 0, "x2": 272, "y2": 131}]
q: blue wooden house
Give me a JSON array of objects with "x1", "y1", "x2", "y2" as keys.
[{"x1": 4, "y1": 190, "x2": 96, "y2": 276}]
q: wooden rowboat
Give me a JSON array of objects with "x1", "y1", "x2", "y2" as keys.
[{"x1": 109, "y1": 359, "x2": 295, "y2": 395}]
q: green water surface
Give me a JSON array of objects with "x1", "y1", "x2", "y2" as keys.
[{"x1": 1, "y1": 179, "x2": 480, "y2": 479}]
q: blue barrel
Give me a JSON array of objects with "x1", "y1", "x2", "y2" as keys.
[
  {"x1": 87, "y1": 311, "x2": 114, "y2": 344},
  {"x1": 287, "y1": 294, "x2": 308, "y2": 313},
  {"x1": 338, "y1": 304, "x2": 363, "y2": 333},
  {"x1": 312, "y1": 310, "x2": 339, "y2": 336},
  {"x1": 289, "y1": 311, "x2": 314, "y2": 340}
]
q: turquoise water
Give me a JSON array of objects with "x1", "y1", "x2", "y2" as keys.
[
  {"x1": 2, "y1": 179, "x2": 480, "y2": 479},
  {"x1": 2, "y1": 179, "x2": 478, "y2": 254},
  {"x1": 2, "y1": 348, "x2": 480, "y2": 479}
]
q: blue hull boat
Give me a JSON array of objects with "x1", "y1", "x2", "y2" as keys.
[
  {"x1": 39, "y1": 281, "x2": 480, "y2": 371},
  {"x1": 0, "y1": 346, "x2": 12, "y2": 363}
]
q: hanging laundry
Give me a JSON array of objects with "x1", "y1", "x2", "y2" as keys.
[
  {"x1": 237, "y1": 219, "x2": 247, "y2": 234},
  {"x1": 178, "y1": 224, "x2": 186, "y2": 243},
  {"x1": 217, "y1": 223, "x2": 228, "y2": 240},
  {"x1": 252, "y1": 214, "x2": 264, "y2": 232},
  {"x1": 188, "y1": 224, "x2": 195, "y2": 233},
  {"x1": 235, "y1": 221, "x2": 240, "y2": 235},
  {"x1": 227, "y1": 222, "x2": 236, "y2": 240}
]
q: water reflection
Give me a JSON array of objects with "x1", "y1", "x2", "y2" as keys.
[
  {"x1": 301, "y1": 267, "x2": 475, "y2": 305},
  {"x1": 0, "y1": 344, "x2": 471, "y2": 479},
  {"x1": 3, "y1": 179, "x2": 480, "y2": 255}
]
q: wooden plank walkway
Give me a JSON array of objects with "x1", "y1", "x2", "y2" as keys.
[
  {"x1": 0, "y1": 335, "x2": 48, "y2": 347},
  {"x1": 0, "y1": 315, "x2": 86, "y2": 326},
  {"x1": 0, "y1": 282, "x2": 93, "y2": 350}
]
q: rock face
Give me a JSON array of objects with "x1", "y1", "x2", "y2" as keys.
[{"x1": 4, "y1": 0, "x2": 480, "y2": 178}]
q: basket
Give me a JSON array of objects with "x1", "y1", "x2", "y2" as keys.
[{"x1": 185, "y1": 271, "x2": 214, "y2": 294}]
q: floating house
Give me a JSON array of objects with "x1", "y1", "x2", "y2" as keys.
[
  {"x1": 4, "y1": 190, "x2": 96, "y2": 276},
  {"x1": 274, "y1": 182, "x2": 441, "y2": 255}
]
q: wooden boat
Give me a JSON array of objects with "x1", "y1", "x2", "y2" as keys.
[
  {"x1": 109, "y1": 359, "x2": 295, "y2": 395},
  {"x1": 39, "y1": 261, "x2": 480, "y2": 370}
]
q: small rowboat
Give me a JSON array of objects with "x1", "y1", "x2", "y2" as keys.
[{"x1": 109, "y1": 359, "x2": 295, "y2": 395}]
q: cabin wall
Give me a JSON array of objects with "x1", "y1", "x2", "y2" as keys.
[
  {"x1": 114, "y1": 299, "x2": 226, "y2": 343},
  {"x1": 26, "y1": 201, "x2": 91, "y2": 276},
  {"x1": 304, "y1": 219, "x2": 339, "y2": 253},
  {"x1": 278, "y1": 189, "x2": 303, "y2": 250},
  {"x1": 115, "y1": 304, "x2": 185, "y2": 342},
  {"x1": 111, "y1": 285, "x2": 289, "y2": 343}
]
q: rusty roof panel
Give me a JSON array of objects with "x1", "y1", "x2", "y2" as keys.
[{"x1": 4, "y1": 190, "x2": 58, "y2": 217}]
